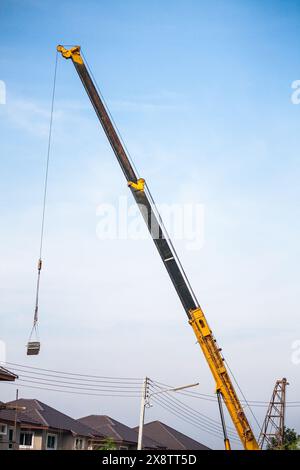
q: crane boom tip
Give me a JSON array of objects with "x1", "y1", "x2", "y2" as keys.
[{"x1": 56, "y1": 45, "x2": 83, "y2": 64}]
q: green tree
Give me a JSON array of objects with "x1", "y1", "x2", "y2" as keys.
[
  {"x1": 267, "y1": 427, "x2": 300, "y2": 450},
  {"x1": 98, "y1": 437, "x2": 117, "y2": 450}
]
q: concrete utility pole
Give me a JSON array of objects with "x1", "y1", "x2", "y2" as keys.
[
  {"x1": 137, "y1": 377, "x2": 148, "y2": 450},
  {"x1": 14, "y1": 389, "x2": 18, "y2": 450},
  {"x1": 137, "y1": 379, "x2": 199, "y2": 450}
]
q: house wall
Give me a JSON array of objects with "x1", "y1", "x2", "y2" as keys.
[
  {"x1": 0, "y1": 424, "x2": 10, "y2": 450},
  {"x1": 41, "y1": 429, "x2": 61, "y2": 450},
  {"x1": 0, "y1": 424, "x2": 63, "y2": 451},
  {"x1": 0, "y1": 422, "x2": 20, "y2": 450},
  {"x1": 0, "y1": 420, "x2": 90, "y2": 451},
  {"x1": 32, "y1": 431, "x2": 43, "y2": 450},
  {"x1": 35, "y1": 429, "x2": 88, "y2": 450},
  {"x1": 60, "y1": 434, "x2": 88, "y2": 450},
  {"x1": 19, "y1": 428, "x2": 43, "y2": 450}
]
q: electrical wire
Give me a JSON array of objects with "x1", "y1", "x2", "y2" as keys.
[
  {"x1": 174, "y1": 391, "x2": 300, "y2": 408},
  {"x1": 149, "y1": 382, "x2": 238, "y2": 434},
  {"x1": 151, "y1": 394, "x2": 240, "y2": 444},
  {"x1": 149, "y1": 381, "x2": 231, "y2": 428},
  {"x1": 148, "y1": 381, "x2": 239, "y2": 439},
  {"x1": 152, "y1": 378, "x2": 300, "y2": 407},
  {"x1": 4, "y1": 362, "x2": 141, "y2": 381},
  {"x1": 6, "y1": 367, "x2": 142, "y2": 386},
  {"x1": 2, "y1": 381, "x2": 140, "y2": 398},
  {"x1": 149, "y1": 394, "x2": 239, "y2": 442},
  {"x1": 9, "y1": 374, "x2": 142, "y2": 390},
  {"x1": 6, "y1": 363, "x2": 300, "y2": 406},
  {"x1": 13, "y1": 378, "x2": 141, "y2": 394},
  {"x1": 151, "y1": 394, "x2": 226, "y2": 440}
]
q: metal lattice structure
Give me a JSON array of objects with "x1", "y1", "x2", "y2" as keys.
[{"x1": 258, "y1": 378, "x2": 288, "y2": 449}]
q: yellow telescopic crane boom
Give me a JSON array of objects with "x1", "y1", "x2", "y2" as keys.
[{"x1": 57, "y1": 45, "x2": 260, "y2": 450}]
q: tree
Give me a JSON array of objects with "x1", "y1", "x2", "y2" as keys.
[
  {"x1": 98, "y1": 437, "x2": 117, "y2": 450},
  {"x1": 267, "y1": 427, "x2": 300, "y2": 450},
  {"x1": 282, "y1": 427, "x2": 300, "y2": 450}
]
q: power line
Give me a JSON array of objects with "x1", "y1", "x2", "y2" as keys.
[
  {"x1": 5, "y1": 363, "x2": 300, "y2": 405},
  {"x1": 4, "y1": 362, "x2": 141, "y2": 381},
  {"x1": 174, "y1": 391, "x2": 300, "y2": 408},
  {"x1": 148, "y1": 382, "x2": 238, "y2": 439},
  {"x1": 149, "y1": 382, "x2": 238, "y2": 436},
  {"x1": 14, "y1": 378, "x2": 141, "y2": 394},
  {"x1": 7, "y1": 367, "x2": 142, "y2": 386},
  {"x1": 151, "y1": 394, "x2": 240, "y2": 444},
  {"x1": 1, "y1": 382, "x2": 238, "y2": 441},
  {"x1": 2, "y1": 381, "x2": 140, "y2": 398},
  {"x1": 149, "y1": 384, "x2": 239, "y2": 440},
  {"x1": 151, "y1": 378, "x2": 300, "y2": 407},
  {"x1": 10, "y1": 374, "x2": 142, "y2": 391},
  {"x1": 151, "y1": 395, "x2": 226, "y2": 441},
  {"x1": 149, "y1": 382, "x2": 234, "y2": 430}
]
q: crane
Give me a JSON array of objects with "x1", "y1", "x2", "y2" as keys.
[{"x1": 57, "y1": 45, "x2": 260, "y2": 450}]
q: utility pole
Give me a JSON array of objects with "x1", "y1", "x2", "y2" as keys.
[
  {"x1": 137, "y1": 377, "x2": 148, "y2": 450},
  {"x1": 13, "y1": 389, "x2": 18, "y2": 450},
  {"x1": 258, "y1": 378, "x2": 289, "y2": 449},
  {"x1": 137, "y1": 378, "x2": 199, "y2": 450}
]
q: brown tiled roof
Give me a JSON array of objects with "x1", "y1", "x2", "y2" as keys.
[
  {"x1": 0, "y1": 407, "x2": 41, "y2": 426},
  {"x1": 6, "y1": 399, "x2": 99, "y2": 437},
  {"x1": 133, "y1": 421, "x2": 210, "y2": 450},
  {"x1": 78, "y1": 415, "x2": 163, "y2": 449}
]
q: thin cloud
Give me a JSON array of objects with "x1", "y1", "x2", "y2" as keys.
[
  {"x1": 108, "y1": 91, "x2": 187, "y2": 113},
  {"x1": 109, "y1": 99, "x2": 181, "y2": 113},
  {"x1": 3, "y1": 97, "x2": 93, "y2": 138}
]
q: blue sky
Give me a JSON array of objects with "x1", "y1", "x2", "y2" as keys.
[{"x1": 0, "y1": 0, "x2": 300, "y2": 449}]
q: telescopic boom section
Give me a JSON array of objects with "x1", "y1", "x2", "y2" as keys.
[{"x1": 57, "y1": 45, "x2": 260, "y2": 450}]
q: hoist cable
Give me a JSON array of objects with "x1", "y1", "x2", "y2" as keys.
[
  {"x1": 80, "y1": 49, "x2": 140, "y2": 180},
  {"x1": 224, "y1": 359, "x2": 261, "y2": 434},
  {"x1": 29, "y1": 51, "x2": 58, "y2": 340},
  {"x1": 80, "y1": 49, "x2": 198, "y2": 307},
  {"x1": 39, "y1": 50, "x2": 58, "y2": 259},
  {"x1": 144, "y1": 181, "x2": 199, "y2": 305}
]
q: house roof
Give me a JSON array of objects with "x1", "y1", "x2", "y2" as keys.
[
  {"x1": 0, "y1": 406, "x2": 41, "y2": 426},
  {"x1": 133, "y1": 421, "x2": 210, "y2": 450},
  {"x1": 78, "y1": 415, "x2": 163, "y2": 449},
  {"x1": 6, "y1": 399, "x2": 99, "y2": 437},
  {"x1": 0, "y1": 366, "x2": 18, "y2": 382}
]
